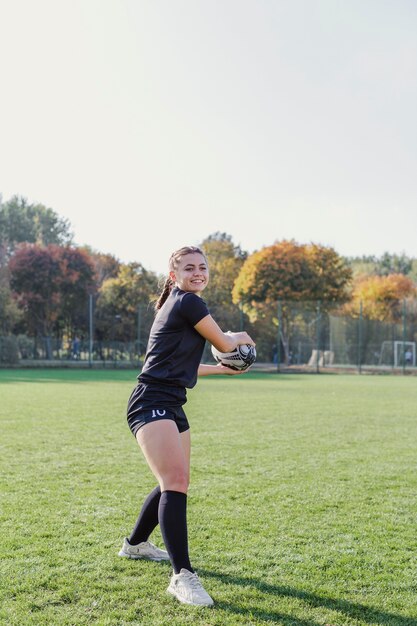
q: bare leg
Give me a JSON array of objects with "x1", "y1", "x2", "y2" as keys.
[
  {"x1": 136, "y1": 419, "x2": 193, "y2": 573},
  {"x1": 136, "y1": 419, "x2": 190, "y2": 492}
]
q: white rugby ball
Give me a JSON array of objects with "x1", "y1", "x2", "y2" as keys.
[{"x1": 211, "y1": 343, "x2": 256, "y2": 371}]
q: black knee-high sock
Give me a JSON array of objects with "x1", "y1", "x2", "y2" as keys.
[
  {"x1": 128, "y1": 485, "x2": 161, "y2": 545},
  {"x1": 158, "y1": 490, "x2": 193, "y2": 574}
]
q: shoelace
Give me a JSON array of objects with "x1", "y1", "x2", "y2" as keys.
[
  {"x1": 185, "y1": 573, "x2": 204, "y2": 590},
  {"x1": 145, "y1": 542, "x2": 163, "y2": 552}
]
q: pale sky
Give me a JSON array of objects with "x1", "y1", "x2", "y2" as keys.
[{"x1": 1, "y1": 0, "x2": 416, "y2": 275}]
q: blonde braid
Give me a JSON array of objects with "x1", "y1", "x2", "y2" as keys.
[{"x1": 154, "y1": 276, "x2": 174, "y2": 311}]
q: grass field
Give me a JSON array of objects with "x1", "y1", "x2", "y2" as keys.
[{"x1": 1, "y1": 369, "x2": 416, "y2": 626}]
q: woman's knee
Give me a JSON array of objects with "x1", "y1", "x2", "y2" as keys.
[{"x1": 160, "y1": 466, "x2": 189, "y2": 493}]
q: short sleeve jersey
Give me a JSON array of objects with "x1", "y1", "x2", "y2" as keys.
[{"x1": 139, "y1": 287, "x2": 209, "y2": 388}]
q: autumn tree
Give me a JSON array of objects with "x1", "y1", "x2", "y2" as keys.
[
  {"x1": 9, "y1": 244, "x2": 96, "y2": 354},
  {"x1": 232, "y1": 240, "x2": 352, "y2": 362},
  {"x1": 58, "y1": 247, "x2": 98, "y2": 335},
  {"x1": 342, "y1": 273, "x2": 417, "y2": 322},
  {"x1": 95, "y1": 263, "x2": 158, "y2": 349},
  {"x1": 233, "y1": 240, "x2": 352, "y2": 305}
]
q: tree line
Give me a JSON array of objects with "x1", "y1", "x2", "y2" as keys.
[{"x1": 1, "y1": 195, "x2": 416, "y2": 362}]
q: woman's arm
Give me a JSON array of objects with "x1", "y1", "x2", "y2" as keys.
[
  {"x1": 198, "y1": 363, "x2": 247, "y2": 376},
  {"x1": 194, "y1": 315, "x2": 255, "y2": 352}
]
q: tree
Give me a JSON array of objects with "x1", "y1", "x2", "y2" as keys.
[
  {"x1": 9, "y1": 245, "x2": 96, "y2": 351},
  {"x1": 0, "y1": 195, "x2": 73, "y2": 257},
  {"x1": 346, "y1": 253, "x2": 414, "y2": 279},
  {"x1": 409, "y1": 259, "x2": 417, "y2": 285},
  {"x1": 341, "y1": 273, "x2": 417, "y2": 322},
  {"x1": 95, "y1": 263, "x2": 158, "y2": 349},
  {"x1": 80, "y1": 247, "x2": 121, "y2": 289},
  {"x1": 379, "y1": 253, "x2": 413, "y2": 277},
  {"x1": 0, "y1": 264, "x2": 21, "y2": 334},
  {"x1": 58, "y1": 247, "x2": 98, "y2": 336},
  {"x1": 232, "y1": 240, "x2": 352, "y2": 362},
  {"x1": 0, "y1": 241, "x2": 21, "y2": 333},
  {"x1": 200, "y1": 232, "x2": 247, "y2": 333},
  {"x1": 233, "y1": 240, "x2": 351, "y2": 305}
]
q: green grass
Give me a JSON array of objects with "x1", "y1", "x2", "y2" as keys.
[{"x1": 1, "y1": 369, "x2": 416, "y2": 626}]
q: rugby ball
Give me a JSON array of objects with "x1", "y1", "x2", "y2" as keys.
[{"x1": 211, "y1": 343, "x2": 256, "y2": 371}]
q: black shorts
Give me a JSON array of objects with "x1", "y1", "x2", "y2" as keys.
[{"x1": 127, "y1": 381, "x2": 190, "y2": 437}]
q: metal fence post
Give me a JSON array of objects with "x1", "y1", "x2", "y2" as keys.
[
  {"x1": 358, "y1": 300, "x2": 363, "y2": 374},
  {"x1": 402, "y1": 299, "x2": 406, "y2": 375},
  {"x1": 316, "y1": 301, "x2": 321, "y2": 374},
  {"x1": 137, "y1": 304, "x2": 142, "y2": 358},
  {"x1": 88, "y1": 294, "x2": 93, "y2": 368},
  {"x1": 391, "y1": 320, "x2": 395, "y2": 370},
  {"x1": 277, "y1": 301, "x2": 282, "y2": 373}
]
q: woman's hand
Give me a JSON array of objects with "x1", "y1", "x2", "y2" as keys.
[
  {"x1": 198, "y1": 363, "x2": 250, "y2": 376},
  {"x1": 225, "y1": 331, "x2": 255, "y2": 347},
  {"x1": 215, "y1": 363, "x2": 248, "y2": 375}
]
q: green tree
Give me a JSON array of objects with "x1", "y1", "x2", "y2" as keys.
[
  {"x1": 346, "y1": 253, "x2": 414, "y2": 279},
  {"x1": 80, "y1": 247, "x2": 121, "y2": 289},
  {"x1": 0, "y1": 242, "x2": 21, "y2": 333},
  {"x1": 345, "y1": 255, "x2": 378, "y2": 278},
  {"x1": 95, "y1": 263, "x2": 158, "y2": 350},
  {"x1": 409, "y1": 259, "x2": 417, "y2": 284},
  {"x1": 379, "y1": 252, "x2": 413, "y2": 276},
  {"x1": 0, "y1": 195, "x2": 73, "y2": 256},
  {"x1": 200, "y1": 232, "x2": 247, "y2": 333},
  {"x1": 0, "y1": 265, "x2": 21, "y2": 334}
]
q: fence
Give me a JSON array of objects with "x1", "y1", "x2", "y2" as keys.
[{"x1": 1, "y1": 299, "x2": 417, "y2": 373}]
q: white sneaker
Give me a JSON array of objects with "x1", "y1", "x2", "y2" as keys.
[
  {"x1": 118, "y1": 538, "x2": 170, "y2": 561},
  {"x1": 167, "y1": 568, "x2": 214, "y2": 606}
]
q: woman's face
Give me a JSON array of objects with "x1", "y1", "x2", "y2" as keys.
[{"x1": 170, "y1": 252, "x2": 209, "y2": 294}]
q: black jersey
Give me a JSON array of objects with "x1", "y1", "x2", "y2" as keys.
[{"x1": 139, "y1": 287, "x2": 209, "y2": 388}]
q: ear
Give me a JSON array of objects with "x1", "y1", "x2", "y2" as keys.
[{"x1": 169, "y1": 270, "x2": 176, "y2": 282}]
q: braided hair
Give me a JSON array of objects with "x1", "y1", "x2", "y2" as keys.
[{"x1": 154, "y1": 246, "x2": 207, "y2": 311}]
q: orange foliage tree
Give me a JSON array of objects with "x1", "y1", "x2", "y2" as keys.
[
  {"x1": 233, "y1": 240, "x2": 351, "y2": 305},
  {"x1": 232, "y1": 240, "x2": 352, "y2": 362},
  {"x1": 342, "y1": 273, "x2": 417, "y2": 322}
]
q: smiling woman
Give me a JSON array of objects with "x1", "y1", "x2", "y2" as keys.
[
  {"x1": 170, "y1": 248, "x2": 209, "y2": 293},
  {"x1": 154, "y1": 246, "x2": 209, "y2": 310},
  {"x1": 121, "y1": 245, "x2": 255, "y2": 606}
]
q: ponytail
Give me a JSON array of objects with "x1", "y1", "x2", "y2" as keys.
[{"x1": 155, "y1": 276, "x2": 174, "y2": 311}]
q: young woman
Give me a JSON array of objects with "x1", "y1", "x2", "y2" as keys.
[{"x1": 119, "y1": 246, "x2": 255, "y2": 606}]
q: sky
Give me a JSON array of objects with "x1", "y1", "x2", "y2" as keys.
[{"x1": 0, "y1": 0, "x2": 416, "y2": 275}]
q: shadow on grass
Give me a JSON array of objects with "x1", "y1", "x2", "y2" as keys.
[{"x1": 200, "y1": 569, "x2": 416, "y2": 626}]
